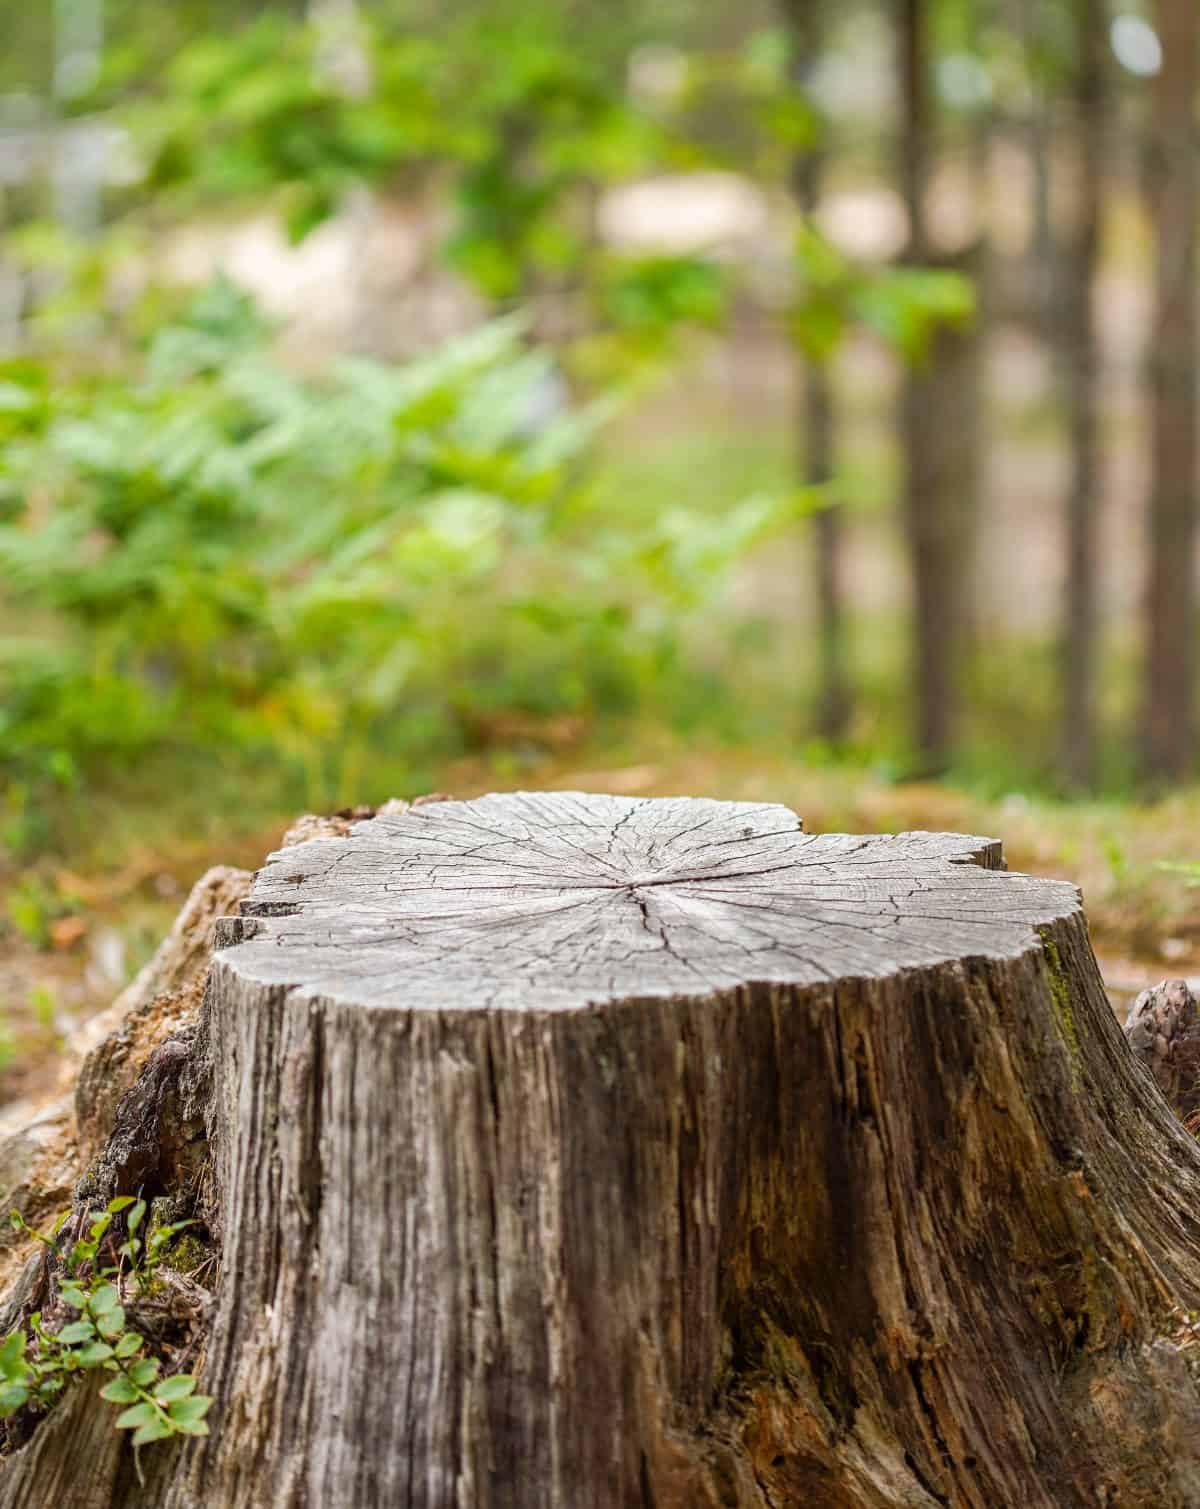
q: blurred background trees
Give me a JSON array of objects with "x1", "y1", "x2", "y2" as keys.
[{"x1": 0, "y1": 0, "x2": 1197, "y2": 863}]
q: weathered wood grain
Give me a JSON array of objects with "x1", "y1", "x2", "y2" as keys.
[{"x1": 5, "y1": 792, "x2": 1200, "y2": 1508}]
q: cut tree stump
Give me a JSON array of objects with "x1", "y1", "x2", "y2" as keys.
[{"x1": 4, "y1": 792, "x2": 1200, "y2": 1508}]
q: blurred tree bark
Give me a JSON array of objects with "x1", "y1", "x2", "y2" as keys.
[
  {"x1": 780, "y1": 0, "x2": 851, "y2": 744},
  {"x1": 1014, "y1": 0, "x2": 1058, "y2": 328},
  {"x1": 897, "y1": 0, "x2": 981, "y2": 771},
  {"x1": 1143, "y1": 0, "x2": 1199, "y2": 783},
  {"x1": 1060, "y1": 0, "x2": 1108, "y2": 789}
]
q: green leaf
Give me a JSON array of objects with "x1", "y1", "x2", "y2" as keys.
[
  {"x1": 96, "y1": 1307, "x2": 126, "y2": 1339},
  {"x1": 127, "y1": 1357, "x2": 160, "y2": 1387},
  {"x1": 0, "y1": 1332, "x2": 26, "y2": 1373},
  {"x1": 148, "y1": 1220, "x2": 194, "y2": 1254},
  {"x1": 172, "y1": 1417, "x2": 211, "y2": 1438},
  {"x1": 69, "y1": 1239, "x2": 97, "y2": 1270},
  {"x1": 154, "y1": 1375, "x2": 197, "y2": 1403},
  {"x1": 100, "y1": 1375, "x2": 139, "y2": 1404},
  {"x1": 126, "y1": 1201, "x2": 146, "y2": 1236},
  {"x1": 57, "y1": 1320, "x2": 95, "y2": 1345},
  {"x1": 115, "y1": 1401, "x2": 159, "y2": 1430},
  {"x1": 77, "y1": 1341, "x2": 115, "y2": 1368},
  {"x1": 132, "y1": 1417, "x2": 173, "y2": 1446},
  {"x1": 88, "y1": 1283, "x2": 120, "y2": 1316},
  {"x1": 115, "y1": 1331, "x2": 142, "y2": 1358},
  {"x1": 106, "y1": 1197, "x2": 136, "y2": 1214},
  {"x1": 0, "y1": 1384, "x2": 29, "y2": 1416},
  {"x1": 167, "y1": 1393, "x2": 212, "y2": 1425}
]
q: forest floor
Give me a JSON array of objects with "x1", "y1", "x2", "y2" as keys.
[{"x1": 2, "y1": 739, "x2": 1197, "y2": 1113}]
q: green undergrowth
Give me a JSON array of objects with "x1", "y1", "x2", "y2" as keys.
[{"x1": 0, "y1": 1197, "x2": 212, "y2": 1456}]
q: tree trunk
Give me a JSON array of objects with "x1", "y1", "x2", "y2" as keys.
[
  {"x1": 807, "y1": 373, "x2": 850, "y2": 742},
  {"x1": 899, "y1": 287, "x2": 981, "y2": 772},
  {"x1": 1019, "y1": 0, "x2": 1058, "y2": 334},
  {"x1": 5, "y1": 792, "x2": 1200, "y2": 1506},
  {"x1": 1060, "y1": 0, "x2": 1107, "y2": 789},
  {"x1": 897, "y1": 0, "x2": 981, "y2": 770},
  {"x1": 1143, "y1": 0, "x2": 1199, "y2": 782},
  {"x1": 781, "y1": 0, "x2": 851, "y2": 744}
]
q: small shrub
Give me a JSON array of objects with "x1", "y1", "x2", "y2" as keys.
[{"x1": 1, "y1": 1199, "x2": 212, "y2": 1451}]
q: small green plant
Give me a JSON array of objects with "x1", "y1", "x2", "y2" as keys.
[
  {"x1": 4, "y1": 878, "x2": 68, "y2": 951},
  {"x1": 0, "y1": 1197, "x2": 212, "y2": 1449},
  {"x1": 0, "y1": 1023, "x2": 15, "y2": 1080}
]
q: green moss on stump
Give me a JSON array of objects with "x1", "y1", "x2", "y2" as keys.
[{"x1": 1037, "y1": 926, "x2": 1081, "y2": 1091}]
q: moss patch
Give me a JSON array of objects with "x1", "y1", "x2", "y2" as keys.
[{"x1": 1038, "y1": 926, "x2": 1081, "y2": 1091}]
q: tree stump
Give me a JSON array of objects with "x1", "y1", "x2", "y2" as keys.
[{"x1": 5, "y1": 792, "x2": 1200, "y2": 1509}]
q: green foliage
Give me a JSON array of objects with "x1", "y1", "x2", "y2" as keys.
[
  {"x1": 4, "y1": 876, "x2": 79, "y2": 950},
  {"x1": 0, "y1": 5, "x2": 995, "y2": 840},
  {"x1": 135, "y1": 17, "x2": 445, "y2": 244},
  {"x1": 0, "y1": 1025, "x2": 15, "y2": 1080},
  {"x1": 853, "y1": 265, "x2": 977, "y2": 365},
  {"x1": 128, "y1": 10, "x2": 673, "y2": 289},
  {"x1": 2, "y1": 1199, "x2": 212, "y2": 1448},
  {"x1": 108, "y1": 12, "x2": 866, "y2": 367},
  {"x1": 0, "y1": 282, "x2": 809, "y2": 835},
  {"x1": 580, "y1": 253, "x2": 730, "y2": 376},
  {"x1": 595, "y1": 254, "x2": 728, "y2": 340},
  {"x1": 443, "y1": 18, "x2": 667, "y2": 302},
  {"x1": 673, "y1": 27, "x2": 818, "y2": 181},
  {"x1": 791, "y1": 224, "x2": 977, "y2": 366}
]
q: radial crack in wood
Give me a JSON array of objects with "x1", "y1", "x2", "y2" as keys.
[{"x1": 4, "y1": 792, "x2": 1200, "y2": 1509}]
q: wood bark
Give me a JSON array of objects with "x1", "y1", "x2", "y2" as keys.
[
  {"x1": 3, "y1": 793, "x2": 1200, "y2": 1506},
  {"x1": 896, "y1": 0, "x2": 981, "y2": 771},
  {"x1": 781, "y1": 0, "x2": 851, "y2": 744},
  {"x1": 1125, "y1": 977, "x2": 1200, "y2": 1127},
  {"x1": 1060, "y1": 0, "x2": 1107, "y2": 790},
  {"x1": 807, "y1": 373, "x2": 849, "y2": 742},
  {"x1": 1143, "y1": 0, "x2": 1199, "y2": 782},
  {"x1": 899, "y1": 288, "x2": 981, "y2": 771}
]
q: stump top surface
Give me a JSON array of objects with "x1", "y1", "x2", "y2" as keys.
[{"x1": 224, "y1": 791, "x2": 1081, "y2": 1011}]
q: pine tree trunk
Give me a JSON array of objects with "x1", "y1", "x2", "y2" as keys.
[
  {"x1": 782, "y1": 0, "x2": 851, "y2": 743},
  {"x1": 896, "y1": 0, "x2": 981, "y2": 770},
  {"x1": 1143, "y1": 0, "x2": 1199, "y2": 782},
  {"x1": 1061, "y1": 0, "x2": 1107, "y2": 789},
  {"x1": 2, "y1": 795, "x2": 1200, "y2": 1505},
  {"x1": 808, "y1": 374, "x2": 850, "y2": 742}
]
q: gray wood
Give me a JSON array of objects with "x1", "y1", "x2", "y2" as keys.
[
  {"x1": 5, "y1": 792, "x2": 1200, "y2": 1508},
  {"x1": 228, "y1": 793, "x2": 1056, "y2": 1009}
]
